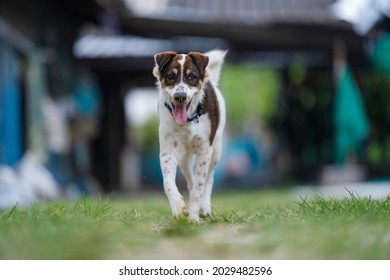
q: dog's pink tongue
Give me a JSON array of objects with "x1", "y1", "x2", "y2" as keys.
[{"x1": 173, "y1": 104, "x2": 187, "y2": 126}]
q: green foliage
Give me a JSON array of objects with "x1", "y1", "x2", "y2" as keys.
[
  {"x1": 362, "y1": 72, "x2": 390, "y2": 167},
  {"x1": 132, "y1": 116, "x2": 159, "y2": 154},
  {"x1": 220, "y1": 64, "x2": 280, "y2": 129}
]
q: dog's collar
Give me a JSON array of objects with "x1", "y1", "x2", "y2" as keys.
[{"x1": 164, "y1": 101, "x2": 203, "y2": 124}]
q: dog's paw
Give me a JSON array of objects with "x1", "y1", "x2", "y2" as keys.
[
  {"x1": 171, "y1": 199, "x2": 189, "y2": 219},
  {"x1": 176, "y1": 206, "x2": 189, "y2": 218},
  {"x1": 199, "y1": 205, "x2": 211, "y2": 218},
  {"x1": 188, "y1": 212, "x2": 200, "y2": 223}
]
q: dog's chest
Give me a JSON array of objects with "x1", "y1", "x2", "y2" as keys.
[{"x1": 161, "y1": 120, "x2": 210, "y2": 158}]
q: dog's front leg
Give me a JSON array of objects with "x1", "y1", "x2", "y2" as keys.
[
  {"x1": 189, "y1": 149, "x2": 212, "y2": 221},
  {"x1": 160, "y1": 151, "x2": 188, "y2": 218}
]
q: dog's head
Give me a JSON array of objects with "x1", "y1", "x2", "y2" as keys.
[{"x1": 153, "y1": 51, "x2": 209, "y2": 126}]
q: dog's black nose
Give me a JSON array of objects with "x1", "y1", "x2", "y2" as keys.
[{"x1": 174, "y1": 92, "x2": 187, "y2": 103}]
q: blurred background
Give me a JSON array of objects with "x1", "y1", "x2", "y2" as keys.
[{"x1": 1, "y1": 0, "x2": 390, "y2": 206}]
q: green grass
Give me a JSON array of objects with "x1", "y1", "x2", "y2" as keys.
[{"x1": 0, "y1": 189, "x2": 389, "y2": 259}]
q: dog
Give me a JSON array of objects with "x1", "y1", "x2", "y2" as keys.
[{"x1": 153, "y1": 50, "x2": 227, "y2": 221}]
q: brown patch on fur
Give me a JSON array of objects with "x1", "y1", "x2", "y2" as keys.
[
  {"x1": 187, "y1": 52, "x2": 209, "y2": 77},
  {"x1": 183, "y1": 53, "x2": 209, "y2": 88},
  {"x1": 153, "y1": 51, "x2": 176, "y2": 78},
  {"x1": 202, "y1": 81, "x2": 220, "y2": 145},
  {"x1": 153, "y1": 52, "x2": 183, "y2": 89}
]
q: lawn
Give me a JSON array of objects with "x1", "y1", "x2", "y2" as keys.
[{"x1": 0, "y1": 189, "x2": 389, "y2": 259}]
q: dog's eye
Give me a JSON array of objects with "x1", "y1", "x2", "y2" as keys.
[
  {"x1": 167, "y1": 73, "x2": 176, "y2": 81},
  {"x1": 188, "y1": 74, "x2": 198, "y2": 83}
]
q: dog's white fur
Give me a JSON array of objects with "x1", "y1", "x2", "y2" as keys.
[{"x1": 154, "y1": 50, "x2": 227, "y2": 221}]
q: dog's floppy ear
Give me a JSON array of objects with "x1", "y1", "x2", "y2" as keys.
[
  {"x1": 154, "y1": 51, "x2": 177, "y2": 72},
  {"x1": 188, "y1": 52, "x2": 209, "y2": 77}
]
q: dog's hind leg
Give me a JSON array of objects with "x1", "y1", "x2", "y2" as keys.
[
  {"x1": 200, "y1": 137, "x2": 222, "y2": 218},
  {"x1": 179, "y1": 154, "x2": 194, "y2": 192},
  {"x1": 160, "y1": 151, "x2": 188, "y2": 218},
  {"x1": 189, "y1": 148, "x2": 213, "y2": 221}
]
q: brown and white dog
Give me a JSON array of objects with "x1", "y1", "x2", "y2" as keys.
[{"x1": 153, "y1": 50, "x2": 227, "y2": 221}]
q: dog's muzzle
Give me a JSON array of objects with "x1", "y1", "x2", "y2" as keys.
[{"x1": 174, "y1": 92, "x2": 187, "y2": 104}]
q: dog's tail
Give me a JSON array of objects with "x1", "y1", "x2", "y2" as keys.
[{"x1": 205, "y1": 50, "x2": 227, "y2": 86}]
